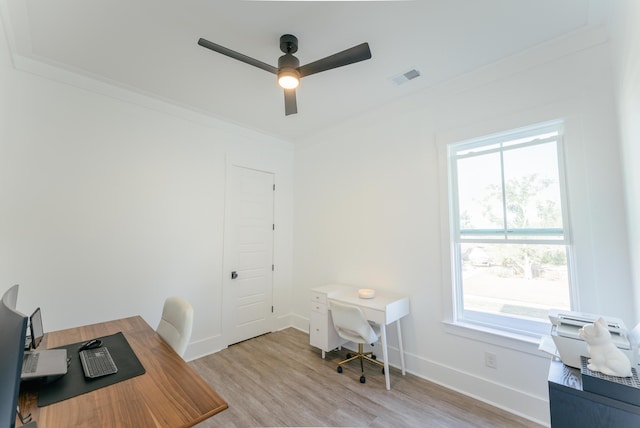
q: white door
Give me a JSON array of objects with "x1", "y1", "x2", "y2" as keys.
[{"x1": 224, "y1": 165, "x2": 275, "y2": 345}]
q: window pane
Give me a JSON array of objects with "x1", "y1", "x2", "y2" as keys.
[
  {"x1": 449, "y1": 120, "x2": 571, "y2": 337},
  {"x1": 456, "y1": 152, "x2": 503, "y2": 231},
  {"x1": 503, "y1": 142, "x2": 563, "y2": 232},
  {"x1": 460, "y1": 243, "x2": 571, "y2": 321}
]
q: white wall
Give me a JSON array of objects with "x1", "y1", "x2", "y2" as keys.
[
  {"x1": 609, "y1": 0, "x2": 640, "y2": 327},
  {"x1": 0, "y1": 17, "x2": 294, "y2": 360},
  {"x1": 292, "y1": 27, "x2": 633, "y2": 425}
]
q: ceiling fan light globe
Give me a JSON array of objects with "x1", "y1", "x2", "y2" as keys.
[{"x1": 278, "y1": 70, "x2": 300, "y2": 89}]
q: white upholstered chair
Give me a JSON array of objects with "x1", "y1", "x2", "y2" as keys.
[
  {"x1": 156, "y1": 296, "x2": 194, "y2": 358},
  {"x1": 330, "y1": 300, "x2": 385, "y2": 384}
]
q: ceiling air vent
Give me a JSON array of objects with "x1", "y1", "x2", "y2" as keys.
[{"x1": 391, "y1": 69, "x2": 421, "y2": 86}]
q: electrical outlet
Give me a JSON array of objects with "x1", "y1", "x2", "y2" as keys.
[{"x1": 485, "y1": 352, "x2": 497, "y2": 369}]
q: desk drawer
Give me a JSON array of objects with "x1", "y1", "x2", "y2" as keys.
[
  {"x1": 309, "y1": 310, "x2": 326, "y2": 349},
  {"x1": 311, "y1": 291, "x2": 327, "y2": 305},
  {"x1": 310, "y1": 301, "x2": 327, "y2": 314}
]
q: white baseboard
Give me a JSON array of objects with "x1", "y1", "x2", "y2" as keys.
[
  {"x1": 184, "y1": 333, "x2": 227, "y2": 362},
  {"x1": 403, "y1": 350, "x2": 549, "y2": 426}
]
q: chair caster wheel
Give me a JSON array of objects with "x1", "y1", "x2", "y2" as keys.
[
  {"x1": 337, "y1": 366, "x2": 343, "y2": 373},
  {"x1": 346, "y1": 353, "x2": 352, "y2": 359},
  {"x1": 360, "y1": 375, "x2": 366, "y2": 383},
  {"x1": 371, "y1": 355, "x2": 377, "y2": 360}
]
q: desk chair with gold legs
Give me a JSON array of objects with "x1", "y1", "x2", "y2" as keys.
[{"x1": 330, "y1": 300, "x2": 385, "y2": 384}]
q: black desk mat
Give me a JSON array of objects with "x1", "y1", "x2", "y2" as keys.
[{"x1": 37, "y1": 331, "x2": 146, "y2": 407}]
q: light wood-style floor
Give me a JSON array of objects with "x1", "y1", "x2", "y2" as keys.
[{"x1": 189, "y1": 328, "x2": 543, "y2": 428}]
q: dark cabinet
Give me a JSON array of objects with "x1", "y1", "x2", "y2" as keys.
[{"x1": 548, "y1": 359, "x2": 640, "y2": 427}]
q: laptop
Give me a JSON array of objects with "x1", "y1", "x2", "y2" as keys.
[{"x1": 21, "y1": 307, "x2": 68, "y2": 381}]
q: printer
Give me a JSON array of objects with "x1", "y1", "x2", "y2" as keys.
[{"x1": 548, "y1": 309, "x2": 635, "y2": 369}]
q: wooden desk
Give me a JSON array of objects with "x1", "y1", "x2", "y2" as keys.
[
  {"x1": 310, "y1": 284, "x2": 410, "y2": 390},
  {"x1": 18, "y1": 316, "x2": 228, "y2": 427}
]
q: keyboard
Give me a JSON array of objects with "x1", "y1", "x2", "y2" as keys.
[
  {"x1": 79, "y1": 347, "x2": 118, "y2": 378},
  {"x1": 22, "y1": 352, "x2": 39, "y2": 373}
]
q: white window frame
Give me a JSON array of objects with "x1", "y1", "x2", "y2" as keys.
[{"x1": 447, "y1": 119, "x2": 575, "y2": 338}]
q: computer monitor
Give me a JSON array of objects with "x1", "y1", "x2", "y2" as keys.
[{"x1": 0, "y1": 285, "x2": 28, "y2": 428}]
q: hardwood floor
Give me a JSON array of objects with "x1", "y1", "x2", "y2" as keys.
[{"x1": 189, "y1": 328, "x2": 543, "y2": 428}]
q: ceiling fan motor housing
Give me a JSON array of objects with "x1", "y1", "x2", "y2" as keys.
[
  {"x1": 278, "y1": 35, "x2": 301, "y2": 88},
  {"x1": 278, "y1": 53, "x2": 300, "y2": 71},
  {"x1": 277, "y1": 54, "x2": 300, "y2": 89}
]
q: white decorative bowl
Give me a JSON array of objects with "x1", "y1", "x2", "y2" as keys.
[{"x1": 358, "y1": 288, "x2": 376, "y2": 299}]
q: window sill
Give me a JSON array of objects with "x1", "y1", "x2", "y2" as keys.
[{"x1": 442, "y1": 320, "x2": 547, "y2": 356}]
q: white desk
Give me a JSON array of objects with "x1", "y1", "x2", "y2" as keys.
[{"x1": 310, "y1": 284, "x2": 410, "y2": 390}]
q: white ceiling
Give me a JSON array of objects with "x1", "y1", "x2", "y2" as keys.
[{"x1": 1, "y1": 0, "x2": 606, "y2": 141}]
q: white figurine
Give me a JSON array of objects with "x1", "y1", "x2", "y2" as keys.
[{"x1": 578, "y1": 317, "x2": 632, "y2": 377}]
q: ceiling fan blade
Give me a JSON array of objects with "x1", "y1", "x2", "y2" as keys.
[
  {"x1": 198, "y1": 38, "x2": 278, "y2": 74},
  {"x1": 284, "y1": 88, "x2": 297, "y2": 116},
  {"x1": 298, "y1": 42, "x2": 371, "y2": 78}
]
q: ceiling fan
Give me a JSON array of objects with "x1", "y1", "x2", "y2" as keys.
[{"x1": 197, "y1": 34, "x2": 372, "y2": 116}]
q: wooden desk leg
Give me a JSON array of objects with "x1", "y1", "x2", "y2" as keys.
[
  {"x1": 396, "y1": 320, "x2": 406, "y2": 376},
  {"x1": 380, "y1": 324, "x2": 391, "y2": 390}
]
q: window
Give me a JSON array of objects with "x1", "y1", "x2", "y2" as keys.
[{"x1": 448, "y1": 120, "x2": 573, "y2": 337}]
